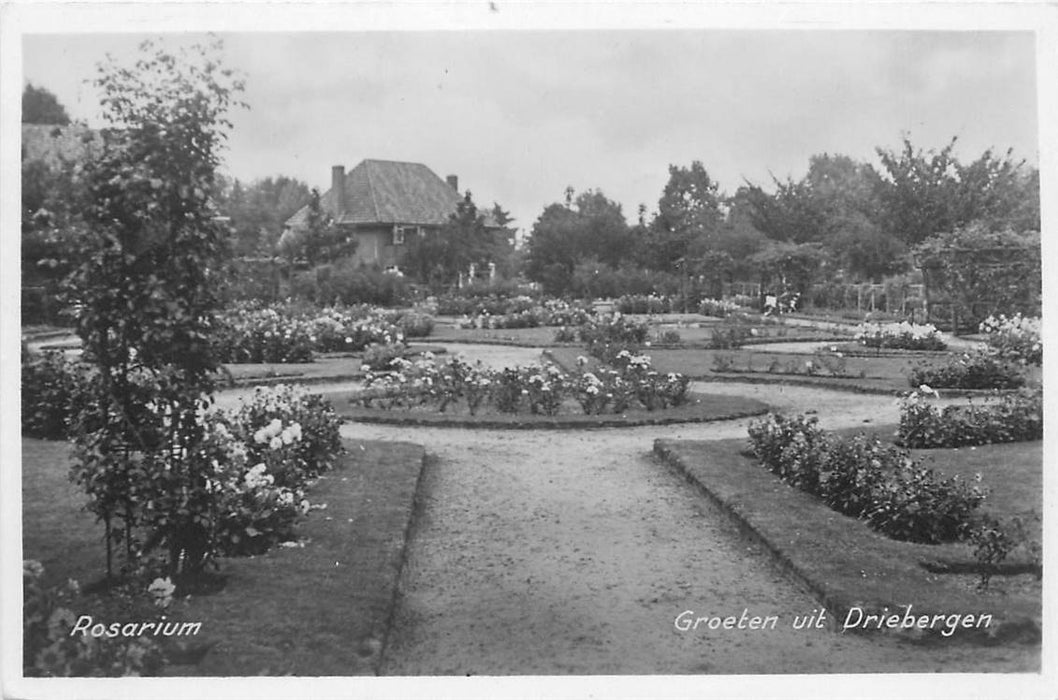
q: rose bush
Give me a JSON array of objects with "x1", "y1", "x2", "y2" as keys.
[
  {"x1": 897, "y1": 385, "x2": 1042, "y2": 448},
  {"x1": 979, "y1": 313, "x2": 1041, "y2": 366},
  {"x1": 855, "y1": 321, "x2": 946, "y2": 351},
  {"x1": 747, "y1": 413, "x2": 986, "y2": 544},
  {"x1": 213, "y1": 301, "x2": 420, "y2": 363},
  {"x1": 356, "y1": 350, "x2": 689, "y2": 416}
]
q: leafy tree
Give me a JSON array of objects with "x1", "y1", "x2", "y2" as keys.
[
  {"x1": 749, "y1": 241, "x2": 828, "y2": 298},
  {"x1": 914, "y1": 222, "x2": 1041, "y2": 324},
  {"x1": 873, "y1": 137, "x2": 962, "y2": 246},
  {"x1": 638, "y1": 161, "x2": 725, "y2": 270},
  {"x1": 401, "y1": 191, "x2": 498, "y2": 286},
  {"x1": 525, "y1": 188, "x2": 632, "y2": 295},
  {"x1": 215, "y1": 174, "x2": 312, "y2": 255},
  {"x1": 301, "y1": 188, "x2": 356, "y2": 265},
  {"x1": 22, "y1": 83, "x2": 71, "y2": 125},
  {"x1": 873, "y1": 137, "x2": 1040, "y2": 246},
  {"x1": 64, "y1": 38, "x2": 245, "y2": 579}
]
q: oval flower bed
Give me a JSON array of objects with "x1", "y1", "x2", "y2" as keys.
[{"x1": 335, "y1": 352, "x2": 769, "y2": 428}]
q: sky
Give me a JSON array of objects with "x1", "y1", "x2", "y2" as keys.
[{"x1": 22, "y1": 29, "x2": 1039, "y2": 234}]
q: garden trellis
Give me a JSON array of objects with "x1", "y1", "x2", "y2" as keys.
[{"x1": 917, "y1": 243, "x2": 1041, "y2": 333}]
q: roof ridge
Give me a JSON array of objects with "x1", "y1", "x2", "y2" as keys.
[{"x1": 362, "y1": 157, "x2": 430, "y2": 168}]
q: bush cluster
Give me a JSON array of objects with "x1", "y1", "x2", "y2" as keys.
[
  {"x1": 747, "y1": 413, "x2": 986, "y2": 544},
  {"x1": 197, "y1": 385, "x2": 344, "y2": 556},
  {"x1": 897, "y1": 386, "x2": 1042, "y2": 448},
  {"x1": 979, "y1": 313, "x2": 1041, "y2": 366},
  {"x1": 21, "y1": 347, "x2": 90, "y2": 439},
  {"x1": 697, "y1": 298, "x2": 743, "y2": 318},
  {"x1": 290, "y1": 263, "x2": 415, "y2": 307},
  {"x1": 908, "y1": 351, "x2": 1025, "y2": 390},
  {"x1": 356, "y1": 351, "x2": 690, "y2": 416},
  {"x1": 855, "y1": 321, "x2": 946, "y2": 351},
  {"x1": 615, "y1": 294, "x2": 673, "y2": 314},
  {"x1": 213, "y1": 301, "x2": 429, "y2": 363},
  {"x1": 457, "y1": 299, "x2": 594, "y2": 330},
  {"x1": 435, "y1": 292, "x2": 537, "y2": 317},
  {"x1": 23, "y1": 562, "x2": 167, "y2": 677}
]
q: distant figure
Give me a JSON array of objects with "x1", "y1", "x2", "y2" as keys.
[{"x1": 764, "y1": 294, "x2": 778, "y2": 314}]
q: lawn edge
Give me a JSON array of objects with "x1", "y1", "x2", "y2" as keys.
[{"x1": 652, "y1": 438, "x2": 1042, "y2": 647}]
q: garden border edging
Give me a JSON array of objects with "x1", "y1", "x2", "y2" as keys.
[{"x1": 653, "y1": 439, "x2": 1041, "y2": 645}]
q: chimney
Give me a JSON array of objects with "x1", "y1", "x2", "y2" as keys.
[
  {"x1": 446, "y1": 174, "x2": 459, "y2": 192},
  {"x1": 332, "y1": 165, "x2": 346, "y2": 215}
]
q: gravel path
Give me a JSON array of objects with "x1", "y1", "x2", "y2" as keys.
[{"x1": 215, "y1": 343, "x2": 1035, "y2": 673}]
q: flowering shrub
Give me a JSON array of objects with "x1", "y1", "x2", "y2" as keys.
[
  {"x1": 21, "y1": 347, "x2": 91, "y2": 439},
  {"x1": 437, "y1": 293, "x2": 536, "y2": 317},
  {"x1": 385, "y1": 310, "x2": 434, "y2": 338},
  {"x1": 23, "y1": 561, "x2": 166, "y2": 677},
  {"x1": 214, "y1": 303, "x2": 316, "y2": 363},
  {"x1": 855, "y1": 321, "x2": 946, "y2": 351},
  {"x1": 709, "y1": 324, "x2": 752, "y2": 350},
  {"x1": 213, "y1": 301, "x2": 414, "y2": 363},
  {"x1": 458, "y1": 299, "x2": 593, "y2": 330},
  {"x1": 748, "y1": 413, "x2": 986, "y2": 544},
  {"x1": 361, "y1": 342, "x2": 408, "y2": 371},
  {"x1": 908, "y1": 351, "x2": 1025, "y2": 390},
  {"x1": 357, "y1": 351, "x2": 689, "y2": 415},
  {"x1": 616, "y1": 294, "x2": 671, "y2": 314},
  {"x1": 577, "y1": 312, "x2": 650, "y2": 346},
  {"x1": 897, "y1": 385, "x2": 1042, "y2": 448},
  {"x1": 698, "y1": 298, "x2": 741, "y2": 318},
  {"x1": 979, "y1": 313, "x2": 1041, "y2": 366},
  {"x1": 230, "y1": 384, "x2": 344, "y2": 485}
]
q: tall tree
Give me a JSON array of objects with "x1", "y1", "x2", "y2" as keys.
[
  {"x1": 65, "y1": 38, "x2": 246, "y2": 576},
  {"x1": 525, "y1": 188, "x2": 631, "y2": 295},
  {"x1": 638, "y1": 161, "x2": 725, "y2": 270},
  {"x1": 22, "y1": 83, "x2": 71, "y2": 125},
  {"x1": 401, "y1": 191, "x2": 498, "y2": 286}
]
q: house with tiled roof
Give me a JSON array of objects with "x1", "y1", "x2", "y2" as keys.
[{"x1": 282, "y1": 159, "x2": 496, "y2": 269}]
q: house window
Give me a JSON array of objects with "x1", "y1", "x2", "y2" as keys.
[{"x1": 393, "y1": 226, "x2": 419, "y2": 245}]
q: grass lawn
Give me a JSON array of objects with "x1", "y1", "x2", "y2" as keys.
[
  {"x1": 217, "y1": 343, "x2": 447, "y2": 386},
  {"x1": 654, "y1": 434, "x2": 1042, "y2": 644},
  {"x1": 22, "y1": 437, "x2": 427, "y2": 676},
  {"x1": 547, "y1": 345, "x2": 934, "y2": 394}
]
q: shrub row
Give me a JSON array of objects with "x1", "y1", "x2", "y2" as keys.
[
  {"x1": 855, "y1": 321, "x2": 946, "y2": 351},
  {"x1": 908, "y1": 351, "x2": 1025, "y2": 390},
  {"x1": 897, "y1": 386, "x2": 1042, "y2": 448},
  {"x1": 212, "y1": 301, "x2": 432, "y2": 363},
  {"x1": 457, "y1": 299, "x2": 594, "y2": 330},
  {"x1": 747, "y1": 413, "x2": 986, "y2": 544},
  {"x1": 356, "y1": 351, "x2": 689, "y2": 416}
]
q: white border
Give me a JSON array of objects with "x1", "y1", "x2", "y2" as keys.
[{"x1": 2, "y1": 2, "x2": 1056, "y2": 699}]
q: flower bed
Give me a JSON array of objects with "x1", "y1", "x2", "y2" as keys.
[
  {"x1": 457, "y1": 299, "x2": 593, "y2": 330},
  {"x1": 855, "y1": 321, "x2": 946, "y2": 351},
  {"x1": 436, "y1": 293, "x2": 537, "y2": 317},
  {"x1": 907, "y1": 351, "x2": 1026, "y2": 390},
  {"x1": 697, "y1": 298, "x2": 742, "y2": 318},
  {"x1": 213, "y1": 302, "x2": 432, "y2": 363},
  {"x1": 747, "y1": 413, "x2": 986, "y2": 544},
  {"x1": 980, "y1": 313, "x2": 1041, "y2": 366},
  {"x1": 351, "y1": 350, "x2": 690, "y2": 417},
  {"x1": 897, "y1": 385, "x2": 1042, "y2": 449}
]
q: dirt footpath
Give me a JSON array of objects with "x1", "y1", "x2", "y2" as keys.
[
  {"x1": 341, "y1": 384, "x2": 1035, "y2": 674},
  {"x1": 211, "y1": 344, "x2": 1034, "y2": 673}
]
